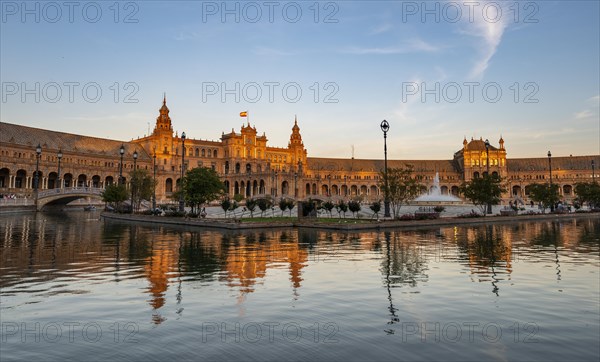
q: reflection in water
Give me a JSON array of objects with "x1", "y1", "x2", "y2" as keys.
[{"x1": 1, "y1": 213, "x2": 599, "y2": 361}]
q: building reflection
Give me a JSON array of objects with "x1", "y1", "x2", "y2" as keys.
[{"x1": 1, "y1": 214, "x2": 598, "y2": 327}]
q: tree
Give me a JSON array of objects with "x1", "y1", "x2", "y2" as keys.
[
  {"x1": 245, "y1": 198, "x2": 257, "y2": 217},
  {"x1": 221, "y1": 198, "x2": 231, "y2": 218},
  {"x1": 182, "y1": 167, "x2": 225, "y2": 213},
  {"x1": 574, "y1": 182, "x2": 600, "y2": 209},
  {"x1": 322, "y1": 200, "x2": 335, "y2": 217},
  {"x1": 379, "y1": 165, "x2": 425, "y2": 218},
  {"x1": 348, "y1": 200, "x2": 361, "y2": 218},
  {"x1": 278, "y1": 198, "x2": 288, "y2": 216},
  {"x1": 101, "y1": 184, "x2": 128, "y2": 211},
  {"x1": 257, "y1": 198, "x2": 272, "y2": 217},
  {"x1": 459, "y1": 175, "x2": 506, "y2": 216},
  {"x1": 229, "y1": 200, "x2": 239, "y2": 217},
  {"x1": 129, "y1": 169, "x2": 155, "y2": 212},
  {"x1": 286, "y1": 199, "x2": 296, "y2": 217},
  {"x1": 336, "y1": 200, "x2": 348, "y2": 218},
  {"x1": 369, "y1": 201, "x2": 381, "y2": 219},
  {"x1": 527, "y1": 183, "x2": 560, "y2": 213}
]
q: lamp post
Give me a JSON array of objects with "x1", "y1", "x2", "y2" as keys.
[
  {"x1": 592, "y1": 160, "x2": 596, "y2": 183},
  {"x1": 179, "y1": 132, "x2": 186, "y2": 212},
  {"x1": 152, "y1": 152, "x2": 157, "y2": 212},
  {"x1": 275, "y1": 171, "x2": 278, "y2": 198},
  {"x1": 327, "y1": 174, "x2": 332, "y2": 197},
  {"x1": 34, "y1": 144, "x2": 41, "y2": 191},
  {"x1": 344, "y1": 175, "x2": 348, "y2": 197},
  {"x1": 380, "y1": 120, "x2": 390, "y2": 218},
  {"x1": 131, "y1": 150, "x2": 138, "y2": 213},
  {"x1": 548, "y1": 150, "x2": 554, "y2": 212},
  {"x1": 294, "y1": 172, "x2": 298, "y2": 198},
  {"x1": 57, "y1": 149, "x2": 63, "y2": 189},
  {"x1": 119, "y1": 144, "x2": 125, "y2": 185},
  {"x1": 484, "y1": 139, "x2": 492, "y2": 214}
]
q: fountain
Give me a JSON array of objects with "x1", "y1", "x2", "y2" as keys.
[{"x1": 414, "y1": 172, "x2": 462, "y2": 204}]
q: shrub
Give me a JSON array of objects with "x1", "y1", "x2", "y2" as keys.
[
  {"x1": 398, "y1": 214, "x2": 415, "y2": 221},
  {"x1": 433, "y1": 205, "x2": 445, "y2": 213}
]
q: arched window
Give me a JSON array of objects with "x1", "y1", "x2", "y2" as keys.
[{"x1": 202, "y1": 149, "x2": 206, "y2": 157}]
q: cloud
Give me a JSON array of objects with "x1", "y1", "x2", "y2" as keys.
[
  {"x1": 574, "y1": 110, "x2": 594, "y2": 120},
  {"x1": 459, "y1": 1, "x2": 510, "y2": 79},
  {"x1": 343, "y1": 38, "x2": 441, "y2": 55},
  {"x1": 369, "y1": 23, "x2": 392, "y2": 35}
]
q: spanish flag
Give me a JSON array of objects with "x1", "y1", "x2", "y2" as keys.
[{"x1": 240, "y1": 111, "x2": 248, "y2": 117}]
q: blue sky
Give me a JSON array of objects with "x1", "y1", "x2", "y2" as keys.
[{"x1": 1, "y1": 0, "x2": 599, "y2": 159}]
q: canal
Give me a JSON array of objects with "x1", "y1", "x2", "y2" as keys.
[{"x1": 1, "y1": 212, "x2": 599, "y2": 361}]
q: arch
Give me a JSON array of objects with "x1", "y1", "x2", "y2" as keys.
[
  {"x1": 77, "y1": 174, "x2": 87, "y2": 187},
  {"x1": 253, "y1": 180, "x2": 258, "y2": 195},
  {"x1": 440, "y1": 185, "x2": 448, "y2": 195},
  {"x1": 370, "y1": 185, "x2": 378, "y2": 197},
  {"x1": 195, "y1": 148, "x2": 199, "y2": 157},
  {"x1": 492, "y1": 171, "x2": 499, "y2": 178},
  {"x1": 306, "y1": 183, "x2": 311, "y2": 195},
  {"x1": 246, "y1": 163, "x2": 252, "y2": 174},
  {"x1": 234, "y1": 181, "x2": 240, "y2": 195},
  {"x1": 512, "y1": 185, "x2": 521, "y2": 197},
  {"x1": 235, "y1": 163, "x2": 241, "y2": 174},
  {"x1": 92, "y1": 175, "x2": 101, "y2": 188},
  {"x1": 105, "y1": 176, "x2": 114, "y2": 186},
  {"x1": 208, "y1": 149, "x2": 212, "y2": 157},
  {"x1": 224, "y1": 180, "x2": 230, "y2": 195},
  {"x1": 563, "y1": 185, "x2": 572, "y2": 195},
  {"x1": 321, "y1": 184, "x2": 329, "y2": 196},
  {"x1": 473, "y1": 172, "x2": 480, "y2": 179},
  {"x1": 202, "y1": 149, "x2": 206, "y2": 157},
  {"x1": 213, "y1": 149, "x2": 218, "y2": 158},
  {"x1": 33, "y1": 170, "x2": 43, "y2": 189},
  {"x1": 0, "y1": 168, "x2": 9, "y2": 188},
  {"x1": 312, "y1": 183, "x2": 317, "y2": 195},
  {"x1": 245, "y1": 181, "x2": 251, "y2": 197},
  {"x1": 350, "y1": 185, "x2": 358, "y2": 195},
  {"x1": 259, "y1": 179, "x2": 266, "y2": 194},
  {"x1": 15, "y1": 169, "x2": 26, "y2": 188},
  {"x1": 282, "y1": 181, "x2": 289, "y2": 195},
  {"x1": 332, "y1": 184, "x2": 339, "y2": 195},
  {"x1": 451, "y1": 186, "x2": 459, "y2": 196},
  {"x1": 360, "y1": 185, "x2": 368, "y2": 195},
  {"x1": 47, "y1": 172, "x2": 58, "y2": 189},
  {"x1": 165, "y1": 178, "x2": 173, "y2": 193},
  {"x1": 341, "y1": 184, "x2": 348, "y2": 197},
  {"x1": 225, "y1": 161, "x2": 230, "y2": 174},
  {"x1": 63, "y1": 173, "x2": 73, "y2": 188}
]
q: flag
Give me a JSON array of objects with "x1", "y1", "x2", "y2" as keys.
[{"x1": 240, "y1": 111, "x2": 247, "y2": 117}]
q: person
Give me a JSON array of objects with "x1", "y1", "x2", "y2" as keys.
[{"x1": 200, "y1": 207, "x2": 207, "y2": 218}]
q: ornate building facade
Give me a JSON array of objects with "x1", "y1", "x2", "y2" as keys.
[{"x1": 1, "y1": 98, "x2": 598, "y2": 205}]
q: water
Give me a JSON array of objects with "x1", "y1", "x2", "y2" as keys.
[
  {"x1": 414, "y1": 172, "x2": 462, "y2": 202},
  {"x1": 1, "y1": 212, "x2": 599, "y2": 361}
]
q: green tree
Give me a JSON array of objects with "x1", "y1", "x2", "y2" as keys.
[
  {"x1": 257, "y1": 198, "x2": 272, "y2": 217},
  {"x1": 379, "y1": 165, "x2": 425, "y2": 218},
  {"x1": 528, "y1": 183, "x2": 560, "y2": 213},
  {"x1": 101, "y1": 184, "x2": 128, "y2": 211},
  {"x1": 348, "y1": 200, "x2": 361, "y2": 218},
  {"x1": 245, "y1": 198, "x2": 257, "y2": 217},
  {"x1": 322, "y1": 200, "x2": 335, "y2": 217},
  {"x1": 183, "y1": 167, "x2": 225, "y2": 213},
  {"x1": 278, "y1": 198, "x2": 288, "y2": 216},
  {"x1": 336, "y1": 200, "x2": 348, "y2": 218},
  {"x1": 574, "y1": 182, "x2": 600, "y2": 209},
  {"x1": 459, "y1": 175, "x2": 506, "y2": 216},
  {"x1": 369, "y1": 201, "x2": 381, "y2": 219},
  {"x1": 221, "y1": 198, "x2": 231, "y2": 218},
  {"x1": 286, "y1": 199, "x2": 296, "y2": 217},
  {"x1": 130, "y1": 169, "x2": 155, "y2": 213}
]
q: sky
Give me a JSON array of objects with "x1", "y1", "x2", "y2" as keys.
[{"x1": 1, "y1": 0, "x2": 599, "y2": 160}]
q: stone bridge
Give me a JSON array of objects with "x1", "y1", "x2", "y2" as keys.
[{"x1": 36, "y1": 187, "x2": 104, "y2": 211}]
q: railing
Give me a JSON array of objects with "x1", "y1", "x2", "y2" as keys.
[
  {"x1": 37, "y1": 186, "x2": 104, "y2": 198},
  {"x1": 0, "y1": 198, "x2": 34, "y2": 206}
]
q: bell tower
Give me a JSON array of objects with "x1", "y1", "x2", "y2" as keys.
[{"x1": 288, "y1": 116, "x2": 307, "y2": 171}]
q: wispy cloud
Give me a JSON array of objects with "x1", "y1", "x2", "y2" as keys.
[
  {"x1": 343, "y1": 38, "x2": 441, "y2": 55},
  {"x1": 574, "y1": 110, "x2": 594, "y2": 120},
  {"x1": 369, "y1": 23, "x2": 392, "y2": 35},
  {"x1": 458, "y1": 1, "x2": 510, "y2": 79}
]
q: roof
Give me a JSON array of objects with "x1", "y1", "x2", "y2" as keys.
[
  {"x1": 507, "y1": 156, "x2": 600, "y2": 172},
  {"x1": 0, "y1": 122, "x2": 151, "y2": 160},
  {"x1": 465, "y1": 138, "x2": 499, "y2": 151},
  {"x1": 306, "y1": 157, "x2": 459, "y2": 173}
]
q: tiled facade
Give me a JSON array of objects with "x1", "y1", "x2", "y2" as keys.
[{"x1": 1, "y1": 99, "x2": 598, "y2": 204}]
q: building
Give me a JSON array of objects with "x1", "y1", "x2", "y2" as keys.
[{"x1": 1, "y1": 98, "x2": 598, "y2": 205}]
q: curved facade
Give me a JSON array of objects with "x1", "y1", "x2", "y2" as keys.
[{"x1": 1, "y1": 98, "x2": 598, "y2": 204}]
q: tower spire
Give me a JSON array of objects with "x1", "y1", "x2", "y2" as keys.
[{"x1": 163, "y1": 92, "x2": 166, "y2": 105}]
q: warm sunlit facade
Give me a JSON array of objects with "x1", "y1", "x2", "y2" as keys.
[{"x1": 1, "y1": 98, "x2": 598, "y2": 204}]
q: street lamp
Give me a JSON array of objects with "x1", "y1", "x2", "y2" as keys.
[
  {"x1": 592, "y1": 160, "x2": 596, "y2": 183},
  {"x1": 327, "y1": 174, "x2": 332, "y2": 197},
  {"x1": 131, "y1": 150, "x2": 138, "y2": 213},
  {"x1": 548, "y1": 150, "x2": 554, "y2": 212},
  {"x1": 119, "y1": 144, "x2": 125, "y2": 185},
  {"x1": 344, "y1": 175, "x2": 348, "y2": 197},
  {"x1": 275, "y1": 171, "x2": 278, "y2": 197},
  {"x1": 57, "y1": 149, "x2": 63, "y2": 189},
  {"x1": 484, "y1": 139, "x2": 492, "y2": 214},
  {"x1": 152, "y1": 152, "x2": 157, "y2": 212},
  {"x1": 294, "y1": 172, "x2": 298, "y2": 198},
  {"x1": 34, "y1": 144, "x2": 42, "y2": 191},
  {"x1": 179, "y1": 132, "x2": 186, "y2": 212},
  {"x1": 380, "y1": 120, "x2": 390, "y2": 218}
]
